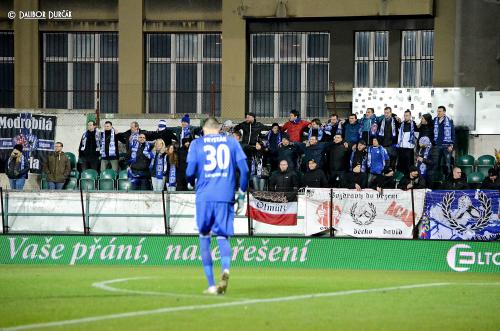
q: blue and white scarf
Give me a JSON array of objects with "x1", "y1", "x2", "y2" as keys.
[
  {"x1": 100, "y1": 129, "x2": 116, "y2": 158},
  {"x1": 417, "y1": 136, "x2": 432, "y2": 176},
  {"x1": 130, "y1": 141, "x2": 151, "y2": 164},
  {"x1": 267, "y1": 131, "x2": 282, "y2": 147},
  {"x1": 359, "y1": 115, "x2": 378, "y2": 139},
  {"x1": 180, "y1": 126, "x2": 191, "y2": 140},
  {"x1": 80, "y1": 130, "x2": 100, "y2": 152},
  {"x1": 168, "y1": 163, "x2": 176, "y2": 187},
  {"x1": 290, "y1": 117, "x2": 301, "y2": 124},
  {"x1": 397, "y1": 121, "x2": 415, "y2": 148},
  {"x1": 251, "y1": 155, "x2": 264, "y2": 177},
  {"x1": 434, "y1": 116, "x2": 453, "y2": 145},
  {"x1": 149, "y1": 152, "x2": 166, "y2": 179},
  {"x1": 378, "y1": 117, "x2": 396, "y2": 138},
  {"x1": 308, "y1": 127, "x2": 324, "y2": 141},
  {"x1": 324, "y1": 121, "x2": 343, "y2": 136},
  {"x1": 129, "y1": 131, "x2": 139, "y2": 149}
]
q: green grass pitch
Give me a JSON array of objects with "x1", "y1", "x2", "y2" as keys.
[{"x1": 0, "y1": 265, "x2": 499, "y2": 330}]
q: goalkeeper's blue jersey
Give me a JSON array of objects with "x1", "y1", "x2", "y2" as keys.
[{"x1": 187, "y1": 134, "x2": 246, "y2": 203}]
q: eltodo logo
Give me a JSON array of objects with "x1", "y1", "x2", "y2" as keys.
[{"x1": 446, "y1": 244, "x2": 500, "y2": 272}]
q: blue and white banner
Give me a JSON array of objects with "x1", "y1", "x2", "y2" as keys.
[
  {"x1": 420, "y1": 190, "x2": 500, "y2": 240},
  {"x1": 0, "y1": 112, "x2": 56, "y2": 173}
]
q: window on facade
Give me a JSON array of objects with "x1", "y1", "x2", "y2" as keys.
[
  {"x1": 249, "y1": 32, "x2": 330, "y2": 118},
  {"x1": 354, "y1": 31, "x2": 388, "y2": 88},
  {"x1": 0, "y1": 31, "x2": 14, "y2": 108},
  {"x1": 401, "y1": 30, "x2": 434, "y2": 87},
  {"x1": 42, "y1": 32, "x2": 118, "y2": 113},
  {"x1": 145, "y1": 33, "x2": 221, "y2": 115}
]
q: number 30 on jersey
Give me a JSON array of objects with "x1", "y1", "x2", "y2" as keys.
[{"x1": 203, "y1": 144, "x2": 230, "y2": 171}]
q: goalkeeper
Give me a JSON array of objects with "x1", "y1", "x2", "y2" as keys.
[{"x1": 186, "y1": 117, "x2": 249, "y2": 295}]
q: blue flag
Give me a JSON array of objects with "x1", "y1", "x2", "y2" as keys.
[{"x1": 420, "y1": 190, "x2": 500, "y2": 240}]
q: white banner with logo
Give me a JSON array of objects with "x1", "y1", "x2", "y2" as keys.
[{"x1": 305, "y1": 188, "x2": 427, "y2": 238}]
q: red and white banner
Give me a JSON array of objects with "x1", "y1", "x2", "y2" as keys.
[
  {"x1": 247, "y1": 193, "x2": 298, "y2": 226},
  {"x1": 304, "y1": 188, "x2": 427, "y2": 238}
]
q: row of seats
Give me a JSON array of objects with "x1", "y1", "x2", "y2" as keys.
[
  {"x1": 456, "y1": 154, "x2": 496, "y2": 177},
  {"x1": 42, "y1": 168, "x2": 132, "y2": 191},
  {"x1": 42, "y1": 153, "x2": 496, "y2": 191}
]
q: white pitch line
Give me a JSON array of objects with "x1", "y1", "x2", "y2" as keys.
[
  {"x1": 91, "y1": 277, "x2": 233, "y2": 300},
  {"x1": 2, "y1": 282, "x2": 500, "y2": 331}
]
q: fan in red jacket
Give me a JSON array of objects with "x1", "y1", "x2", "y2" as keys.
[{"x1": 281, "y1": 110, "x2": 310, "y2": 143}]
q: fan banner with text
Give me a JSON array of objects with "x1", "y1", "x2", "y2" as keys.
[{"x1": 304, "y1": 188, "x2": 426, "y2": 238}]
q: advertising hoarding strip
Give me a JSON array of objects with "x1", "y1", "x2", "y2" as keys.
[{"x1": 0, "y1": 235, "x2": 498, "y2": 273}]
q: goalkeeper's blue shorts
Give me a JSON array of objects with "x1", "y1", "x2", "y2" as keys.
[{"x1": 196, "y1": 201, "x2": 234, "y2": 237}]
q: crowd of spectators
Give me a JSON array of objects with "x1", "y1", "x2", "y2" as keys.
[{"x1": 5, "y1": 108, "x2": 500, "y2": 192}]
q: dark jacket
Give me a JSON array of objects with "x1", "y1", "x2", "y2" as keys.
[
  {"x1": 398, "y1": 176, "x2": 426, "y2": 190},
  {"x1": 269, "y1": 169, "x2": 299, "y2": 192},
  {"x1": 341, "y1": 172, "x2": 367, "y2": 189},
  {"x1": 100, "y1": 129, "x2": 120, "y2": 160},
  {"x1": 378, "y1": 116, "x2": 400, "y2": 147},
  {"x1": 301, "y1": 168, "x2": 328, "y2": 188},
  {"x1": 350, "y1": 149, "x2": 368, "y2": 172},
  {"x1": 480, "y1": 177, "x2": 500, "y2": 190},
  {"x1": 277, "y1": 144, "x2": 300, "y2": 171},
  {"x1": 298, "y1": 142, "x2": 328, "y2": 171},
  {"x1": 117, "y1": 129, "x2": 155, "y2": 153},
  {"x1": 43, "y1": 152, "x2": 71, "y2": 183},
  {"x1": 324, "y1": 141, "x2": 348, "y2": 174},
  {"x1": 78, "y1": 130, "x2": 100, "y2": 160},
  {"x1": 434, "y1": 116, "x2": 455, "y2": 146},
  {"x1": 176, "y1": 146, "x2": 189, "y2": 190},
  {"x1": 343, "y1": 122, "x2": 360, "y2": 144},
  {"x1": 234, "y1": 120, "x2": 267, "y2": 146},
  {"x1": 441, "y1": 178, "x2": 469, "y2": 190},
  {"x1": 417, "y1": 123, "x2": 434, "y2": 145},
  {"x1": 5, "y1": 156, "x2": 30, "y2": 179},
  {"x1": 150, "y1": 129, "x2": 177, "y2": 147},
  {"x1": 370, "y1": 175, "x2": 396, "y2": 190},
  {"x1": 128, "y1": 143, "x2": 151, "y2": 173},
  {"x1": 172, "y1": 126, "x2": 201, "y2": 142}
]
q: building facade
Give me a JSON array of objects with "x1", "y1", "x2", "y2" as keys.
[{"x1": 0, "y1": 0, "x2": 499, "y2": 119}]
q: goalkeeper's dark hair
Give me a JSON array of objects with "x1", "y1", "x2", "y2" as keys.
[{"x1": 203, "y1": 117, "x2": 221, "y2": 130}]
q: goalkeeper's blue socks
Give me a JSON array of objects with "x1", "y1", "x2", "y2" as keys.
[
  {"x1": 217, "y1": 236, "x2": 231, "y2": 272},
  {"x1": 199, "y1": 235, "x2": 215, "y2": 287}
]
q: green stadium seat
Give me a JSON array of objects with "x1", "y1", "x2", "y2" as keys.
[
  {"x1": 40, "y1": 173, "x2": 48, "y2": 190},
  {"x1": 476, "y1": 155, "x2": 496, "y2": 177},
  {"x1": 64, "y1": 152, "x2": 77, "y2": 170},
  {"x1": 467, "y1": 171, "x2": 485, "y2": 189},
  {"x1": 117, "y1": 178, "x2": 131, "y2": 191},
  {"x1": 118, "y1": 169, "x2": 128, "y2": 179},
  {"x1": 99, "y1": 169, "x2": 117, "y2": 190},
  {"x1": 394, "y1": 171, "x2": 404, "y2": 183},
  {"x1": 79, "y1": 169, "x2": 98, "y2": 191},
  {"x1": 119, "y1": 153, "x2": 128, "y2": 171},
  {"x1": 456, "y1": 154, "x2": 475, "y2": 177},
  {"x1": 64, "y1": 177, "x2": 78, "y2": 190},
  {"x1": 117, "y1": 169, "x2": 130, "y2": 191},
  {"x1": 70, "y1": 170, "x2": 80, "y2": 179}
]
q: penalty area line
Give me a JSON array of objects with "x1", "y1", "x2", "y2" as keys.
[{"x1": 3, "y1": 282, "x2": 500, "y2": 331}]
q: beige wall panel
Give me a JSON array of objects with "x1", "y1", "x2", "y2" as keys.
[{"x1": 118, "y1": 0, "x2": 144, "y2": 114}]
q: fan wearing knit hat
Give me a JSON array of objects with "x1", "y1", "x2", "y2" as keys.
[{"x1": 151, "y1": 119, "x2": 177, "y2": 146}]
